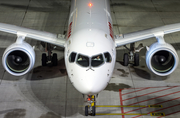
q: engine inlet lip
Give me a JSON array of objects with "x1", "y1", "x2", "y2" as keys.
[
  {"x1": 148, "y1": 48, "x2": 178, "y2": 76},
  {"x1": 2, "y1": 48, "x2": 33, "y2": 76}
]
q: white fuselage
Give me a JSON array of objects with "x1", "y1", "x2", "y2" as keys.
[{"x1": 64, "y1": 0, "x2": 116, "y2": 95}]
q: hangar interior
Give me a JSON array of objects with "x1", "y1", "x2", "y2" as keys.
[{"x1": 0, "y1": 0, "x2": 180, "y2": 118}]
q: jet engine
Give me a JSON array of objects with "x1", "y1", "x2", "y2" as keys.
[
  {"x1": 2, "y1": 41, "x2": 35, "y2": 76},
  {"x1": 146, "y1": 42, "x2": 179, "y2": 76}
]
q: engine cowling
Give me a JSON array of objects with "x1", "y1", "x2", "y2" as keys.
[
  {"x1": 2, "y1": 41, "x2": 35, "y2": 76},
  {"x1": 146, "y1": 42, "x2": 179, "y2": 76}
]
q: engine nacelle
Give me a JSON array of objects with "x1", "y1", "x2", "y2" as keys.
[
  {"x1": 146, "y1": 42, "x2": 179, "y2": 76},
  {"x1": 2, "y1": 41, "x2": 35, "y2": 76}
]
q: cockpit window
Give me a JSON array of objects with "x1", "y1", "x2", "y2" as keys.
[
  {"x1": 91, "y1": 54, "x2": 104, "y2": 67},
  {"x1": 104, "y1": 52, "x2": 112, "y2": 62},
  {"x1": 77, "y1": 54, "x2": 89, "y2": 67},
  {"x1": 69, "y1": 52, "x2": 77, "y2": 63},
  {"x1": 75, "y1": 52, "x2": 110, "y2": 67}
]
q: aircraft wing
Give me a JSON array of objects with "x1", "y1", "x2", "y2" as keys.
[
  {"x1": 115, "y1": 23, "x2": 180, "y2": 47},
  {"x1": 0, "y1": 23, "x2": 66, "y2": 47}
]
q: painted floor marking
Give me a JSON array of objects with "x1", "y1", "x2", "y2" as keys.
[
  {"x1": 157, "y1": 110, "x2": 180, "y2": 118},
  {"x1": 132, "y1": 103, "x2": 180, "y2": 118},
  {"x1": 122, "y1": 86, "x2": 180, "y2": 90},
  {"x1": 120, "y1": 86, "x2": 180, "y2": 118},
  {"x1": 148, "y1": 105, "x2": 163, "y2": 108},
  {"x1": 96, "y1": 105, "x2": 162, "y2": 108},
  {"x1": 124, "y1": 96, "x2": 180, "y2": 114},
  {"x1": 96, "y1": 113, "x2": 148, "y2": 116},
  {"x1": 119, "y1": 89, "x2": 125, "y2": 118},
  {"x1": 150, "y1": 112, "x2": 165, "y2": 116},
  {"x1": 127, "y1": 90, "x2": 180, "y2": 106},
  {"x1": 122, "y1": 86, "x2": 176, "y2": 101},
  {"x1": 96, "y1": 105, "x2": 146, "y2": 108},
  {"x1": 122, "y1": 87, "x2": 149, "y2": 96},
  {"x1": 97, "y1": 86, "x2": 180, "y2": 117}
]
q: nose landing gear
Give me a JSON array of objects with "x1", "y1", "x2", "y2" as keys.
[{"x1": 85, "y1": 95, "x2": 96, "y2": 116}]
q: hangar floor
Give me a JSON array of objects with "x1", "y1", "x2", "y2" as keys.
[{"x1": 0, "y1": 0, "x2": 180, "y2": 118}]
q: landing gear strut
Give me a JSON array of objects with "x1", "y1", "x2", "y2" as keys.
[
  {"x1": 85, "y1": 95, "x2": 96, "y2": 116},
  {"x1": 41, "y1": 43, "x2": 58, "y2": 66},
  {"x1": 123, "y1": 43, "x2": 144, "y2": 66}
]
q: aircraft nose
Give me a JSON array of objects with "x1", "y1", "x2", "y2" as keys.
[
  {"x1": 75, "y1": 81, "x2": 104, "y2": 95},
  {"x1": 73, "y1": 70, "x2": 109, "y2": 95}
]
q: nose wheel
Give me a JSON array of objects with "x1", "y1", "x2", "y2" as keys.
[{"x1": 85, "y1": 95, "x2": 96, "y2": 116}]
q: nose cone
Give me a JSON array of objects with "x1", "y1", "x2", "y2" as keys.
[
  {"x1": 72, "y1": 70, "x2": 109, "y2": 95},
  {"x1": 74, "y1": 77, "x2": 107, "y2": 95}
]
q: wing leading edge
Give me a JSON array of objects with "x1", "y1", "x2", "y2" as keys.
[
  {"x1": 115, "y1": 23, "x2": 180, "y2": 47},
  {"x1": 0, "y1": 23, "x2": 66, "y2": 47}
]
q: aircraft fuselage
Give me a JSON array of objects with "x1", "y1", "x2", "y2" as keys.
[{"x1": 64, "y1": 0, "x2": 116, "y2": 95}]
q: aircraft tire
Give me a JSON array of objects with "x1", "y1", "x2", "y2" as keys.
[
  {"x1": 134, "y1": 53, "x2": 139, "y2": 66},
  {"x1": 52, "y1": 53, "x2": 58, "y2": 66},
  {"x1": 85, "y1": 106, "x2": 88, "y2": 116},
  {"x1": 92, "y1": 106, "x2": 96, "y2": 116},
  {"x1": 123, "y1": 53, "x2": 129, "y2": 66},
  {"x1": 42, "y1": 53, "x2": 47, "y2": 66}
]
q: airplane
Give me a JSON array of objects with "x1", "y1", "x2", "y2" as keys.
[{"x1": 0, "y1": 0, "x2": 180, "y2": 116}]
